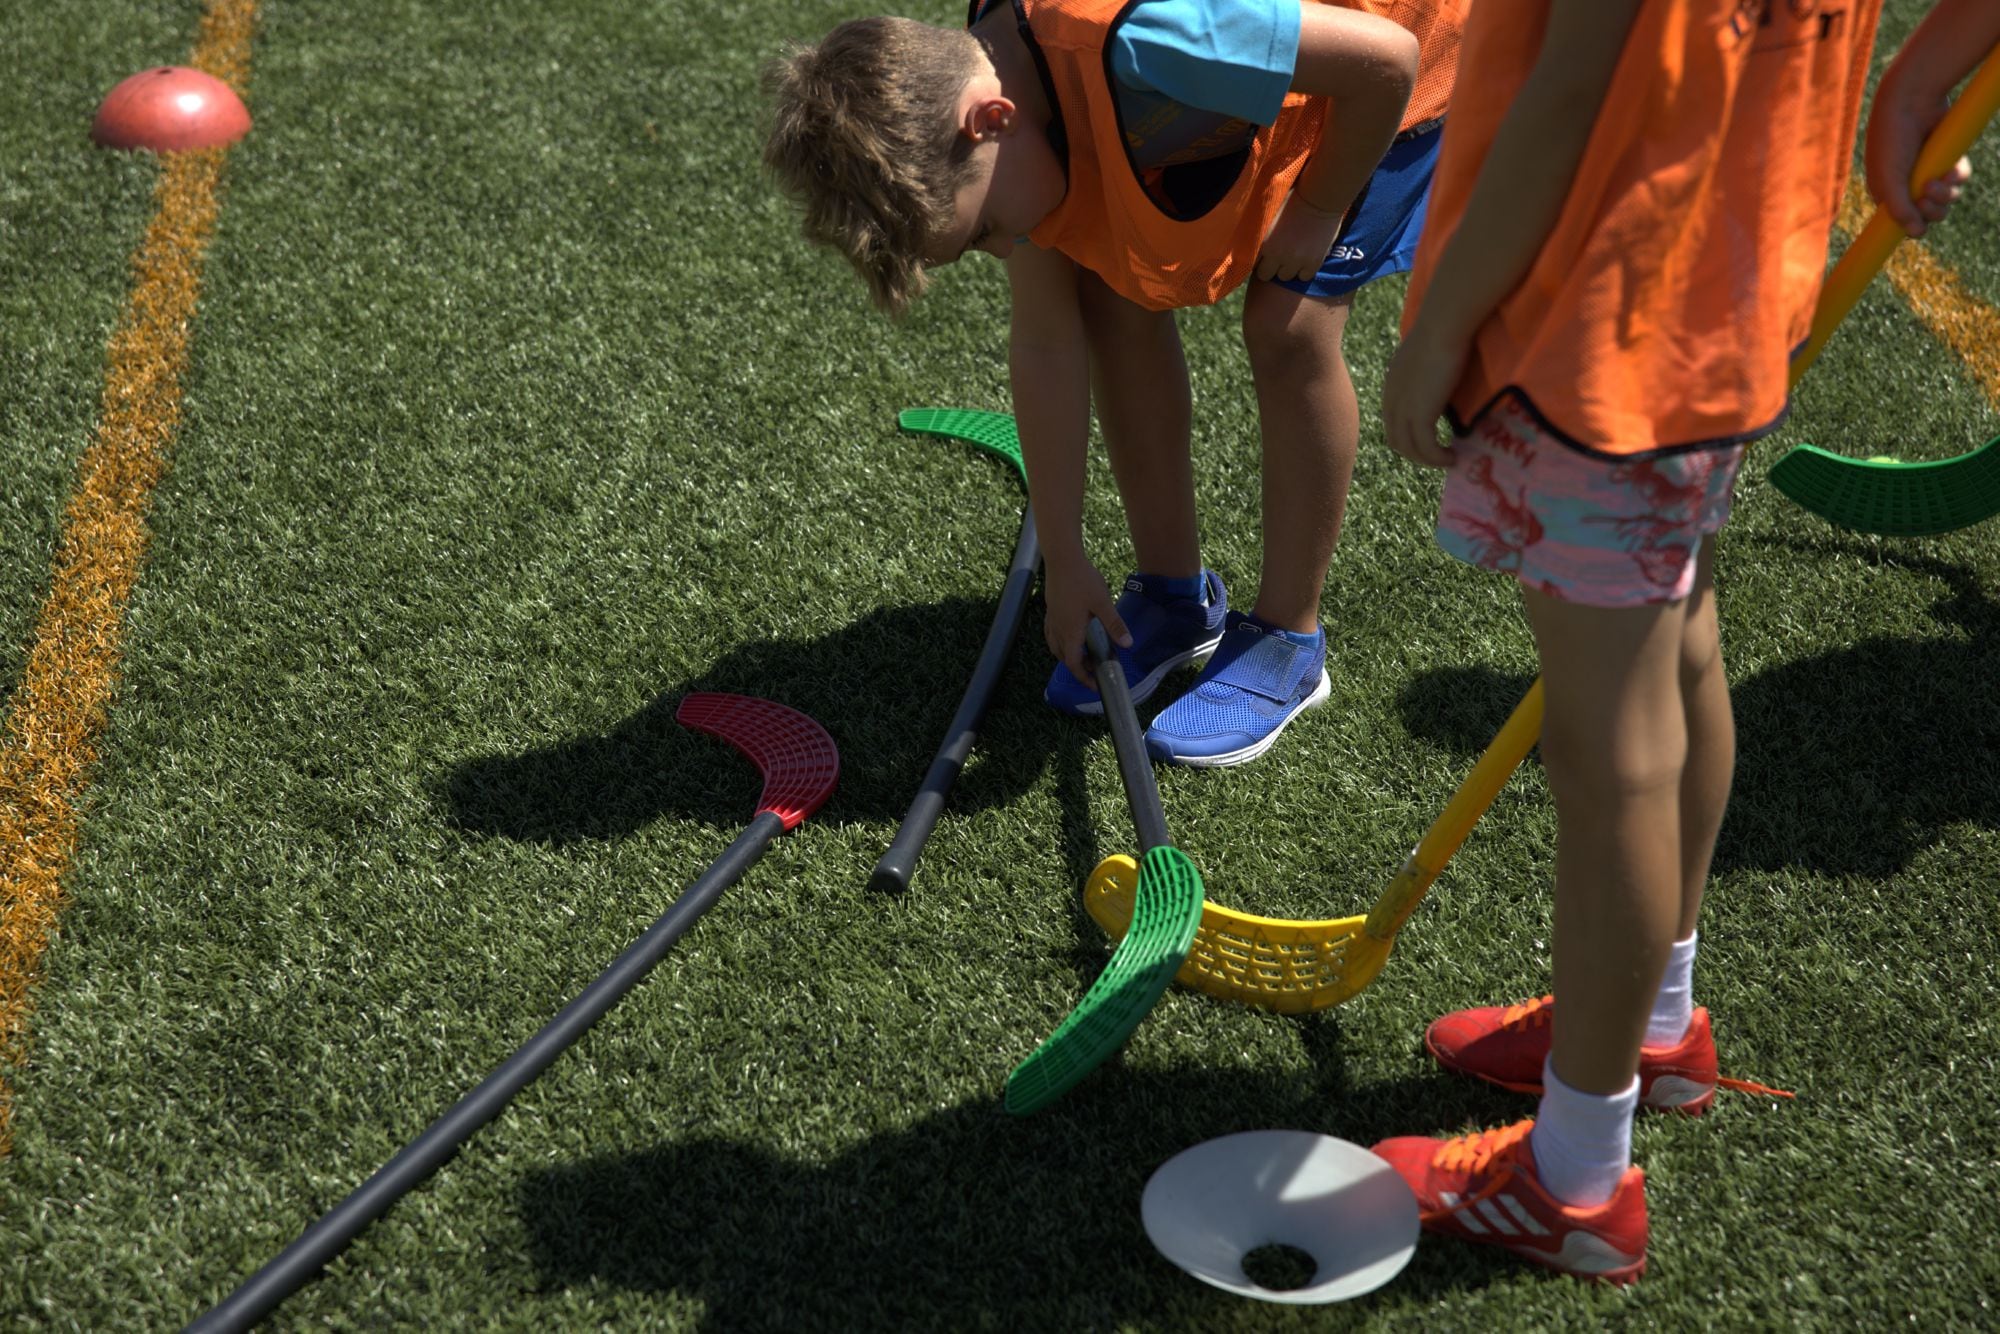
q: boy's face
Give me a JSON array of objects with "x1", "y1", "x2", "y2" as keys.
[{"x1": 924, "y1": 90, "x2": 1065, "y2": 267}]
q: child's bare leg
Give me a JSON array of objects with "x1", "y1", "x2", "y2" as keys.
[
  {"x1": 1240, "y1": 282, "x2": 1356, "y2": 633},
  {"x1": 1522, "y1": 588, "x2": 1689, "y2": 1095},
  {"x1": 1676, "y1": 538, "x2": 1730, "y2": 938},
  {"x1": 1076, "y1": 271, "x2": 1199, "y2": 578}
]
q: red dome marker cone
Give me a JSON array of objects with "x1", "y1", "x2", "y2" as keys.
[{"x1": 91, "y1": 66, "x2": 250, "y2": 151}]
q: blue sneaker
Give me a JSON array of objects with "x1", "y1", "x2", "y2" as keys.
[
  {"x1": 1044, "y1": 570, "x2": 1227, "y2": 716},
  {"x1": 1144, "y1": 611, "x2": 1330, "y2": 766}
]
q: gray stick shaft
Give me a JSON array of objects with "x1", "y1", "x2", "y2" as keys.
[
  {"x1": 186, "y1": 811, "x2": 788, "y2": 1333},
  {"x1": 870, "y1": 509, "x2": 1040, "y2": 893},
  {"x1": 1085, "y1": 619, "x2": 1170, "y2": 853}
]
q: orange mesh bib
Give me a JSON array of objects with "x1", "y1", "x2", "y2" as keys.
[
  {"x1": 1020, "y1": 0, "x2": 1464, "y2": 311},
  {"x1": 1357, "y1": 0, "x2": 1467, "y2": 131},
  {"x1": 1406, "y1": 0, "x2": 1884, "y2": 457}
]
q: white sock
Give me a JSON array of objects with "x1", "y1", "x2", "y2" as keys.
[
  {"x1": 1645, "y1": 931, "x2": 1698, "y2": 1048},
  {"x1": 1531, "y1": 1058, "x2": 1638, "y2": 1208}
]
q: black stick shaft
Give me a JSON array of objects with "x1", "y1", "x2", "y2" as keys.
[
  {"x1": 1085, "y1": 619, "x2": 1170, "y2": 854},
  {"x1": 186, "y1": 810, "x2": 789, "y2": 1334},
  {"x1": 869, "y1": 508, "x2": 1040, "y2": 893}
]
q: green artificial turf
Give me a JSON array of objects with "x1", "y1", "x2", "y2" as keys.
[{"x1": 2, "y1": 0, "x2": 1998, "y2": 1328}]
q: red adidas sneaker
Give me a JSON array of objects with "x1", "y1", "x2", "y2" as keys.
[
  {"x1": 1425, "y1": 998, "x2": 1725, "y2": 1114},
  {"x1": 1371, "y1": 1120, "x2": 1648, "y2": 1284}
]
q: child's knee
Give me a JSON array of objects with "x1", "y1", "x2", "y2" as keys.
[
  {"x1": 1240, "y1": 287, "x2": 1347, "y2": 380},
  {"x1": 1679, "y1": 618, "x2": 1722, "y2": 691},
  {"x1": 1540, "y1": 708, "x2": 1688, "y2": 804},
  {"x1": 1080, "y1": 274, "x2": 1177, "y2": 353}
]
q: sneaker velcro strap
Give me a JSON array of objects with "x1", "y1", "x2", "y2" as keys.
[{"x1": 1201, "y1": 628, "x2": 1314, "y2": 705}]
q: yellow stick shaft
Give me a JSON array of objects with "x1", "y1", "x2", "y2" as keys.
[
  {"x1": 1365, "y1": 680, "x2": 1544, "y2": 941},
  {"x1": 1793, "y1": 53, "x2": 2000, "y2": 378}
]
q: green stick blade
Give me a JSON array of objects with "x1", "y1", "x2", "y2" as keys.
[
  {"x1": 1768, "y1": 437, "x2": 2000, "y2": 537},
  {"x1": 1004, "y1": 845, "x2": 1203, "y2": 1115},
  {"x1": 899, "y1": 408, "x2": 1027, "y2": 489}
]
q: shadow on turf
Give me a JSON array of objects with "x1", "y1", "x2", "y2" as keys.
[
  {"x1": 518, "y1": 1032, "x2": 1533, "y2": 1326},
  {"x1": 1393, "y1": 542, "x2": 2000, "y2": 879},
  {"x1": 439, "y1": 597, "x2": 1118, "y2": 844}
]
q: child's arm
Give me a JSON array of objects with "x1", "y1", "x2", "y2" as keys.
[
  {"x1": 1381, "y1": 0, "x2": 1644, "y2": 466},
  {"x1": 1866, "y1": 0, "x2": 1999, "y2": 237},
  {"x1": 1256, "y1": 7, "x2": 1418, "y2": 282},
  {"x1": 1008, "y1": 244, "x2": 1132, "y2": 687}
]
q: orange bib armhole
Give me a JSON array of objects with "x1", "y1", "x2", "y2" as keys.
[{"x1": 1017, "y1": 0, "x2": 1466, "y2": 310}]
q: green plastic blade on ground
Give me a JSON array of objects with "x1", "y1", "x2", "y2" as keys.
[
  {"x1": 1003, "y1": 844, "x2": 1204, "y2": 1115},
  {"x1": 1767, "y1": 437, "x2": 2000, "y2": 537},
  {"x1": 899, "y1": 408, "x2": 1027, "y2": 489}
]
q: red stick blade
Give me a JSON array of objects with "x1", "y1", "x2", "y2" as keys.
[{"x1": 674, "y1": 694, "x2": 839, "y2": 830}]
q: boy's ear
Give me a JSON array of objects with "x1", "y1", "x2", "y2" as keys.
[{"x1": 960, "y1": 95, "x2": 1017, "y2": 141}]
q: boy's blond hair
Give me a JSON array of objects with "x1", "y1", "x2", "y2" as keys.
[{"x1": 763, "y1": 17, "x2": 985, "y2": 316}]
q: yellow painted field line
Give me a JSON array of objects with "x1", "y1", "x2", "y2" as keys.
[
  {"x1": 1840, "y1": 174, "x2": 2000, "y2": 405},
  {"x1": 0, "y1": 0, "x2": 257, "y2": 1155}
]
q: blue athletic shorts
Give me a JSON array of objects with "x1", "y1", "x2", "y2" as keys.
[{"x1": 1272, "y1": 121, "x2": 1442, "y2": 299}]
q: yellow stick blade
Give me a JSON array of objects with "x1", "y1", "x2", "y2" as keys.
[{"x1": 1084, "y1": 855, "x2": 1386, "y2": 1013}]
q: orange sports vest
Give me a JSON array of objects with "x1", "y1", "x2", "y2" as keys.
[
  {"x1": 1017, "y1": 0, "x2": 1466, "y2": 311},
  {"x1": 1369, "y1": 0, "x2": 1465, "y2": 132},
  {"x1": 1405, "y1": 0, "x2": 1884, "y2": 457}
]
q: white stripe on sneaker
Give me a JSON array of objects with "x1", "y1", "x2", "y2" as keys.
[
  {"x1": 1500, "y1": 1194, "x2": 1552, "y2": 1237},
  {"x1": 1439, "y1": 1191, "x2": 1489, "y2": 1234},
  {"x1": 1476, "y1": 1198, "x2": 1519, "y2": 1236}
]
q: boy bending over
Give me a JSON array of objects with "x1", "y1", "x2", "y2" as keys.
[{"x1": 767, "y1": 0, "x2": 1463, "y2": 765}]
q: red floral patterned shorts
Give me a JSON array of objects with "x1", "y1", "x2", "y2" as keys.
[{"x1": 1436, "y1": 399, "x2": 1745, "y2": 608}]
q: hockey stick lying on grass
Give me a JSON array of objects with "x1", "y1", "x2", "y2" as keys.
[
  {"x1": 1087, "y1": 681, "x2": 1544, "y2": 1013},
  {"x1": 1769, "y1": 46, "x2": 2000, "y2": 535},
  {"x1": 188, "y1": 695, "x2": 838, "y2": 1333},
  {"x1": 1005, "y1": 620, "x2": 1204, "y2": 1114},
  {"x1": 871, "y1": 409, "x2": 1040, "y2": 893},
  {"x1": 1090, "y1": 58, "x2": 2000, "y2": 1011}
]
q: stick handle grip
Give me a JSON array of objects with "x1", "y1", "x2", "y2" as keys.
[
  {"x1": 1365, "y1": 680, "x2": 1544, "y2": 942},
  {"x1": 1086, "y1": 619, "x2": 1171, "y2": 853},
  {"x1": 1793, "y1": 50, "x2": 2000, "y2": 382},
  {"x1": 870, "y1": 510, "x2": 1040, "y2": 893}
]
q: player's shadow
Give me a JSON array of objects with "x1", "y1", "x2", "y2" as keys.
[
  {"x1": 517, "y1": 1036, "x2": 1526, "y2": 1328},
  {"x1": 1394, "y1": 544, "x2": 2000, "y2": 879},
  {"x1": 440, "y1": 597, "x2": 1094, "y2": 847}
]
